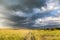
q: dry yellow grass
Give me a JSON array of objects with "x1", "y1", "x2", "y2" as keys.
[{"x1": 0, "y1": 29, "x2": 60, "y2": 40}]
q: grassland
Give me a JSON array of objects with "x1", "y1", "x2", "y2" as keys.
[{"x1": 0, "y1": 29, "x2": 60, "y2": 40}]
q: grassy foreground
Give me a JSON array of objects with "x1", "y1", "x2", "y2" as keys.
[{"x1": 0, "y1": 29, "x2": 60, "y2": 40}]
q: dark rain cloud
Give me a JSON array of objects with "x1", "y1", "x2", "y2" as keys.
[{"x1": 0, "y1": 0, "x2": 60, "y2": 29}]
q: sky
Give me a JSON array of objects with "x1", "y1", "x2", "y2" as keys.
[{"x1": 0, "y1": 0, "x2": 60, "y2": 29}]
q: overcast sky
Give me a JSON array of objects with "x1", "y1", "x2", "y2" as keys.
[{"x1": 0, "y1": 0, "x2": 60, "y2": 29}]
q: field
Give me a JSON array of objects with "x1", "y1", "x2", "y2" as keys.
[{"x1": 0, "y1": 29, "x2": 60, "y2": 40}]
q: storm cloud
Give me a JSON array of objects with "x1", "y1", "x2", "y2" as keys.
[{"x1": 0, "y1": 0, "x2": 60, "y2": 29}]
